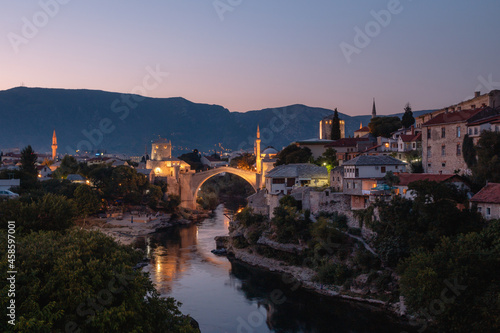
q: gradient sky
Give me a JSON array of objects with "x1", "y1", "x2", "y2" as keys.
[{"x1": 1, "y1": 0, "x2": 500, "y2": 115}]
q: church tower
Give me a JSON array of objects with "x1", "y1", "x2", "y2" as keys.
[
  {"x1": 255, "y1": 125, "x2": 262, "y2": 174},
  {"x1": 51, "y1": 129, "x2": 58, "y2": 160},
  {"x1": 372, "y1": 98, "x2": 377, "y2": 118}
]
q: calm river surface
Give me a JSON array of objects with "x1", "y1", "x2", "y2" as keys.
[{"x1": 140, "y1": 205, "x2": 415, "y2": 333}]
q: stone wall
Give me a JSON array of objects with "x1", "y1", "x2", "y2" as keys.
[{"x1": 422, "y1": 122, "x2": 468, "y2": 174}]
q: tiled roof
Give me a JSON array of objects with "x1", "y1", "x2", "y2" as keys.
[
  {"x1": 203, "y1": 156, "x2": 221, "y2": 162},
  {"x1": 423, "y1": 109, "x2": 482, "y2": 126},
  {"x1": 470, "y1": 183, "x2": 500, "y2": 204},
  {"x1": 397, "y1": 173, "x2": 461, "y2": 187},
  {"x1": 354, "y1": 126, "x2": 370, "y2": 133},
  {"x1": 266, "y1": 163, "x2": 328, "y2": 179},
  {"x1": 467, "y1": 115, "x2": 500, "y2": 126},
  {"x1": 342, "y1": 155, "x2": 406, "y2": 166},
  {"x1": 325, "y1": 138, "x2": 369, "y2": 148}
]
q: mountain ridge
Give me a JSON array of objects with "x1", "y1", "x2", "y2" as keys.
[{"x1": 0, "y1": 87, "x2": 435, "y2": 156}]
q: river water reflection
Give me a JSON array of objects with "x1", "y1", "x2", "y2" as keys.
[{"x1": 140, "y1": 205, "x2": 415, "y2": 333}]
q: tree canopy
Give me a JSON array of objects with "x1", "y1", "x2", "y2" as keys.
[
  {"x1": 178, "y1": 149, "x2": 203, "y2": 171},
  {"x1": 368, "y1": 116, "x2": 402, "y2": 138},
  {"x1": 330, "y1": 108, "x2": 341, "y2": 140},
  {"x1": 401, "y1": 103, "x2": 415, "y2": 128},
  {"x1": 0, "y1": 229, "x2": 198, "y2": 332},
  {"x1": 275, "y1": 145, "x2": 312, "y2": 166}
]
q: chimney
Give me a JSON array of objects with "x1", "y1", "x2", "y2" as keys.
[{"x1": 475, "y1": 91, "x2": 481, "y2": 98}]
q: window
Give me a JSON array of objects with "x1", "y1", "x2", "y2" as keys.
[
  {"x1": 486, "y1": 207, "x2": 491, "y2": 216},
  {"x1": 355, "y1": 168, "x2": 359, "y2": 178},
  {"x1": 427, "y1": 146, "x2": 431, "y2": 158},
  {"x1": 456, "y1": 144, "x2": 461, "y2": 156},
  {"x1": 474, "y1": 127, "x2": 478, "y2": 135},
  {"x1": 441, "y1": 127, "x2": 446, "y2": 138},
  {"x1": 403, "y1": 189, "x2": 407, "y2": 194},
  {"x1": 468, "y1": 128, "x2": 472, "y2": 135},
  {"x1": 427, "y1": 128, "x2": 431, "y2": 139},
  {"x1": 478, "y1": 206, "x2": 482, "y2": 213},
  {"x1": 442, "y1": 162, "x2": 446, "y2": 167},
  {"x1": 381, "y1": 166, "x2": 386, "y2": 173},
  {"x1": 346, "y1": 182, "x2": 350, "y2": 189},
  {"x1": 457, "y1": 126, "x2": 461, "y2": 138},
  {"x1": 272, "y1": 178, "x2": 285, "y2": 184},
  {"x1": 441, "y1": 145, "x2": 446, "y2": 156}
]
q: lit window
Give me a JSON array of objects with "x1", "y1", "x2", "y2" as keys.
[{"x1": 456, "y1": 126, "x2": 461, "y2": 138}]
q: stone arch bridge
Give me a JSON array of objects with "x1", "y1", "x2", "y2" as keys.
[{"x1": 179, "y1": 167, "x2": 262, "y2": 210}]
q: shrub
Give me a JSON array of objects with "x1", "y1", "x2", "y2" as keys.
[{"x1": 315, "y1": 262, "x2": 350, "y2": 285}]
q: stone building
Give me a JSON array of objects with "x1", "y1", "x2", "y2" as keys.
[
  {"x1": 342, "y1": 155, "x2": 406, "y2": 210},
  {"x1": 421, "y1": 106, "x2": 500, "y2": 174},
  {"x1": 319, "y1": 112, "x2": 345, "y2": 140},
  {"x1": 416, "y1": 90, "x2": 500, "y2": 130},
  {"x1": 470, "y1": 183, "x2": 500, "y2": 220},
  {"x1": 146, "y1": 137, "x2": 193, "y2": 194}
]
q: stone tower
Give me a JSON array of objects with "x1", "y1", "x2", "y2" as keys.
[
  {"x1": 51, "y1": 129, "x2": 58, "y2": 160},
  {"x1": 151, "y1": 137, "x2": 172, "y2": 161},
  {"x1": 255, "y1": 125, "x2": 262, "y2": 174},
  {"x1": 372, "y1": 98, "x2": 377, "y2": 118}
]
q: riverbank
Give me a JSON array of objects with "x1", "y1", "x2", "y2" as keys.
[
  {"x1": 81, "y1": 208, "x2": 211, "y2": 246},
  {"x1": 226, "y1": 245, "x2": 406, "y2": 315}
]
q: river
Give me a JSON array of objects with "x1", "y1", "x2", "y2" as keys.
[{"x1": 139, "y1": 205, "x2": 416, "y2": 333}]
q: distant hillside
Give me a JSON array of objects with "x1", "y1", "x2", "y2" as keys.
[{"x1": 0, "y1": 87, "x2": 434, "y2": 156}]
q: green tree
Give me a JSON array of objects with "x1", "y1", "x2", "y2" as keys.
[
  {"x1": 20, "y1": 145, "x2": 37, "y2": 177},
  {"x1": 74, "y1": 184, "x2": 101, "y2": 223},
  {"x1": 178, "y1": 149, "x2": 203, "y2": 171},
  {"x1": 0, "y1": 193, "x2": 76, "y2": 233},
  {"x1": 401, "y1": 102, "x2": 415, "y2": 128},
  {"x1": 472, "y1": 131, "x2": 500, "y2": 184},
  {"x1": 462, "y1": 134, "x2": 476, "y2": 168},
  {"x1": 275, "y1": 145, "x2": 312, "y2": 166},
  {"x1": 270, "y1": 195, "x2": 311, "y2": 243},
  {"x1": 399, "y1": 220, "x2": 500, "y2": 332},
  {"x1": 331, "y1": 108, "x2": 341, "y2": 140},
  {"x1": 368, "y1": 116, "x2": 402, "y2": 138},
  {"x1": 368, "y1": 180, "x2": 482, "y2": 267},
  {"x1": 53, "y1": 155, "x2": 80, "y2": 178},
  {"x1": 315, "y1": 148, "x2": 338, "y2": 172},
  {"x1": 0, "y1": 229, "x2": 198, "y2": 332},
  {"x1": 383, "y1": 170, "x2": 400, "y2": 188},
  {"x1": 230, "y1": 153, "x2": 256, "y2": 171}
]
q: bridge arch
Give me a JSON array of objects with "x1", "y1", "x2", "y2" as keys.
[{"x1": 179, "y1": 167, "x2": 261, "y2": 210}]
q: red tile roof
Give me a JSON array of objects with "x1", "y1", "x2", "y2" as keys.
[
  {"x1": 354, "y1": 126, "x2": 370, "y2": 133},
  {"x1": 423, "y1": 109, "x2": 482, "y2": 126},
  {"x1": 325, "y1": 138, "x2": 369, "y2": 148},
  {"x1": 397, "y1": 173, "x2": 462, "y2": 187},
  {"x1": 400, "y1": 133, "x2": 422, "y2": 142},
  {"x1": 470, "y1": 183, "x2": 500, "y2": 204}
]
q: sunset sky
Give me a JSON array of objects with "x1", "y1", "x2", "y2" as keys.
[{"x1": 1, "y1": 0, "x2": 500, "y2": 115}]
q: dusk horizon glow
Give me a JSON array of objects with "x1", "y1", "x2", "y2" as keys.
[{"x1": 2, "y1": 0, "x2": 500, "y2": 115}]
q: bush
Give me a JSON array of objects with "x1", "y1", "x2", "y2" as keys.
[{"x1": 315, "y1": 262, "x2": 350, "y2": 285}]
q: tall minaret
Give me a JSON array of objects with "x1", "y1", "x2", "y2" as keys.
[
  {"x1": 51, "y1": 129, "x2": 58, "y2": 160},
  {"x1": 372, "y1": 98, "x2": 377, "y2": 118},
  {"x1": 256, "y1": 125, "x2": 262, "y2": 174}
]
